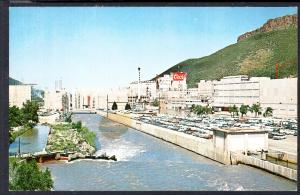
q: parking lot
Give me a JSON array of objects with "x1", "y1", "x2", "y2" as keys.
[{"x1": 269, "y1": 135, "x2": 297, "y2": 154}]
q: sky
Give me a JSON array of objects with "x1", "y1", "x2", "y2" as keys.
[{"x1": 9, "y1": 7, "x2": 297, "y2": 91}]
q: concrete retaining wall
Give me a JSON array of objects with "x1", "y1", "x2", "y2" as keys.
[
  {"x1": 98, "y1": 111, "x2": 231, "y2": 165},
  {"x1": 231, "y1": 152, "x2": 297, "y2": 181},
  {"x1": 267, "y1": 149, "x2": 297, "y2": 164}
]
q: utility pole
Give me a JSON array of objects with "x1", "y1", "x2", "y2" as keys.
[
  {"x1": 138, "y1": 67, "x2": 141, "y2": 102},
  {"x1": 18, "y1": 137, "x2": 20, "y2": 158},
  {"x1": 106, "y1": 94, "x2": 108, "y2": 117}
]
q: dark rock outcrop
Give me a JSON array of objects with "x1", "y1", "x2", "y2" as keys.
[{"x1": 237, "y1": 14, "x2": 297, "y2": 42}]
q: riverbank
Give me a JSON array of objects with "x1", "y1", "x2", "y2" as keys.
[
  {"x1": 97, "y1": 111, "x2": 297, "y2": 181},
  {"x1": 10, "y1": 126, "x2": 33, "y2": 144},
  {"x1": 41, "y1": 113, "x2": 297, "y2": 191}
]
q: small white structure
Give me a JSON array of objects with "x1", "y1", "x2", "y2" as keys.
[{"x1": 213, "y1": 127, "x2": 268, "y2": 153}]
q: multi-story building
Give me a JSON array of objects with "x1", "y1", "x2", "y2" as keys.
[
  {"x1": 44, "y1": 89, "x2": 69, "y2": 112},
  {"x1": 259, "y1": 77, "x2": 297, "y2": 118},
  {"x1": 73, "y1": 89, "x2": 106, "y2": 110},
  {"x1": 156, "y1": 73, "x2": 187, "y2": 92},
  {"x1": 9, "y1": 84, "x2": 33, "y2": 107},
  {"x1": 73, "y1": 88, "x2": 128, "y2": 110},
  {"x1": 160, "y1": 90, "x2": 187, "y2": 110},
  {"x1": 209, "y1": 75, "x2": 296, "y2": 118},
  {"x1": 156, "y1": 74, "x2": 172, "y2": 92},
  {"x1": 186, "y1": 88, "x2": 205, "y2": 107},
  {"x1": 127, "y1": 80, "x2": 157, "y2": 106},
  {"x1": 156, "y1": 72, "x2": 192, "y2": 111},
  {"x1": 212, "y1": 75, "x2": 263, "y2": 111},
  {"x1": 198, "y1": 80, "x2": 214, "y2": 99}
]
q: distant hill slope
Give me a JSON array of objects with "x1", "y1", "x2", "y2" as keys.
[
  {"x1": 9, "y1": 77, "x2": 23, "y2": 85},
  {"x1": 9, "y1": 77, "x2": 44, "y2": 102},
  {"x1": 154, "y1": 14, "x2": 297, "y2": 88}
]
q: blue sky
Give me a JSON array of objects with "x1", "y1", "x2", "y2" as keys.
[{"x1": 9, "y1": 7, "x2": 297, "y2": 90}]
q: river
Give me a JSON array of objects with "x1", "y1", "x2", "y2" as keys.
[
  {"x1": 9, "y1": 124, "x2": 50, "y2": 154},
  {"x1": 36, "y1": 114, "x2": 296, "y2": 191}
]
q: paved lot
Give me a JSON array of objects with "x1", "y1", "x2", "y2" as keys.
[{"x1": 269, "y1": 135, "x2": 297, "y2": 154}]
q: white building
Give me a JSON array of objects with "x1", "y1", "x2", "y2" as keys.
[
  {"x1": 170, "y1": 72, "x2": 187, "y2": 91},
  {"x1": 44, "y1": 89, "x2": 69, "y2": 112},
  {"x1": 210, "y1": 75, "x2": 297, "y2": 118},
  {"x1": 156, "y1": 73, "x2": 187, "y2": 92},
  {"x1": 198, "y1": 80, "x2": 214, "y2": 98},
  {"x1": 259, "y1": 78, "x2": 297, "y2": 118},
  {"x1": 73, "y1": 90, "x2": 96, "y2": 110},
  {"x1": 155, "y1": 72, "x2": 190, "y2": 111},
  {"x1": 73, "y1": 87, "x2": 128, "y2": 110},
  {"x1": 213, "y1": 128, "x2": 268, "y2": 153},
  {"x1": 160, "y1": 90, "x2": 187, "y2": 110},
  {"x1": 156, "y1": 74, "x2": 172, "y2": 92},
  {"x1": 128, "y1": 80, "x2": 157, "y2": 106},
  {"x1": 9, "y1": 84, "x2": 33, "y2": 108},
  {"x1": 212, "y1": 75, "x2": 264, "y2": 110},
  {"x1": 106, "y1": 87, "x2": 128, "y2": 110}
]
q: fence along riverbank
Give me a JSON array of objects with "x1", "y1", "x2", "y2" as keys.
[{"x1": 97, "y1": 111, "x2": 297, "y2": 181}]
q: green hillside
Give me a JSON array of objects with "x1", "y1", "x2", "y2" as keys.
[
  {"x1": 9, "y1": 77, "x2": 23, "y2": 85},
  {"x1": 155, "y1": 26, "x2": 297, "y2": 88}
]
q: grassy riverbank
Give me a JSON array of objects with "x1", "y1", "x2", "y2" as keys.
[
  {"x1": 10, "y1": 126, "x2": 33, "y2": 144},
  {"x1": 46, "y1": 121, "x2": 96, "y2": 155}
]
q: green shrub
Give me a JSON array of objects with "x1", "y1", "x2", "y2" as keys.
[{"x1": 9, "y1": 159, "x2": 53, "y2": 191}]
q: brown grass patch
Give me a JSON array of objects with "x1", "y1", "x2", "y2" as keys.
[{"x1": 239, "y1": 49, "x2": 272, "y2": 73}]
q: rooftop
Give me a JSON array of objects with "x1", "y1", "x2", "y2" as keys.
[{"x1": 213, "y1": 127, "x2": 268, "y2": 134}]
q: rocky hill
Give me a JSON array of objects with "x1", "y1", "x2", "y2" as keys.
[
  {"x1": 154, "y1": 14, "x2": 297, "y2": 88},
  {"x1": 237, "y1": 14, "x2": 297, "y2": 42}
]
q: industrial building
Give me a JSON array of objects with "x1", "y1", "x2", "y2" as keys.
[
  {"x1": 197, "y1": 75, "x2": 297, "y2": 118},
  {"x1": 127, "y1": 80, "x2": 157, "y2": 107}
]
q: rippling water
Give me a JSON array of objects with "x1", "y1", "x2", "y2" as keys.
[{"x1": 42, "y1": 114, "x2": 297, "y2": 191}]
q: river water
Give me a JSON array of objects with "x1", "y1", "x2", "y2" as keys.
[
  {"x1": 38, "y1": 114, "x2": 296, "y2": 191},
  {"x1": 9, "y1": 124, "x2": 50, "y2": 154}
]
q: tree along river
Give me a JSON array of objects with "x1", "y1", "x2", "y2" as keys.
[{"x1": 30, "y1": 114, "x2": 296, "y2": 190}]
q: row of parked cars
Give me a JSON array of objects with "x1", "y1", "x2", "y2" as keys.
[{"x1": 135, "y1": 114, "x2": 297, "y2": 140}]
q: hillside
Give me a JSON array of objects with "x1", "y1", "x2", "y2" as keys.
[
  {"x1": 9, "y1": 77, "x2": 23, "y2": 85},
  {"x1": 154, "y1": 15, "x2": 297, "y2": 88}
]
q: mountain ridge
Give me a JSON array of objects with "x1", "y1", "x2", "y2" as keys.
[
  {"x1": 153, "y1": 14, "x2": 297, "y2": 88},
  {"x1": 237, "y1": 14, "x2": 297, "y2": 42}
]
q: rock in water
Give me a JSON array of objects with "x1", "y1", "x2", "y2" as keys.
[{"x1": 109, "y1": 155, "x2": 117, "y2": 161}]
